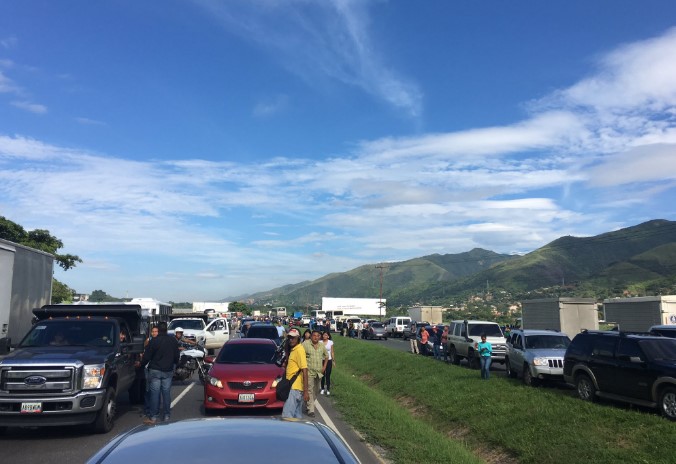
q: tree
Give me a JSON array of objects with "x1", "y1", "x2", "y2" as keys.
[
  {"x1": 52, "y1": 279, "x2": 75, "y2": 304},
  {"x1": 0, "y1": 216, "x2": 82, "y2": 271},
  {"x1": 90, "y1": 289, "x2": 118, "y2": 302},
  {"x1": 229, "y1": 301, "x2": 249, "y2": 315}
]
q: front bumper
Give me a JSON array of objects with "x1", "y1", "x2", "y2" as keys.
[
  {"x1": 0, "y1": 388, "x2": 106, "y2": 426},
  {"x1": 204, "y1": 384, "x2": 284, "y2": 410}
]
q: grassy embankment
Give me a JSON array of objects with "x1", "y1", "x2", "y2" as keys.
[{"x1": 328, "y1": 336, "x2": 674, "y2": 464}]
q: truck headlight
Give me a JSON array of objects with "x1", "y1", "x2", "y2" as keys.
[
  {"x1": 83, "y1": 364, "x2": 106, "y2": 389},
  {"x1": 533, "y1": 358, "x2": 549, "y2": 366},
  {"x1": 208, "y1": 376, "x2": 223, "y2": 389}
]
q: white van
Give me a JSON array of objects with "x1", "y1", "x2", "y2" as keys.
[{"x1": 385, "y1": 316, "x2": 411, "y2": 338}]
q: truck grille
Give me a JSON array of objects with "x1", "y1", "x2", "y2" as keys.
[
  {"x1": 0, "y1": 366, "x2": 77, "y2": 395},
  {"x1": 548, "y1": 359, "x2": 564, "y2": 368}
]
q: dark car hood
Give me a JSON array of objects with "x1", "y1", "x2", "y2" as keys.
[{"x1": 2, "y1": 346, "x2": 113, "y2": 365}]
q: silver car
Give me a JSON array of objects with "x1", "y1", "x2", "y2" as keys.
[
  {"x1": 86, "y1": 417, "x2": 359, "y2": 464},
  {"x1": 505, "y1": 329, "x2": 571, "y2": 386}
]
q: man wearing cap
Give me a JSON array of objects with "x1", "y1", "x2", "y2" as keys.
[{"x1": 282, "y1": 328, "x2": 309, "y2": 419}]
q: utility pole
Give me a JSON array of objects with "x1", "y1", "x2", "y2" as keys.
[{"x1": 375, "y1": 264, "x2": 387, "y2": 321}]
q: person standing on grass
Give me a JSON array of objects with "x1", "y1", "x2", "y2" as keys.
[
  {"x1": 302, "y1": 330, "x2": 328, "y2": 418},
  {"x1": 441, "y1": 325, "x2": 449, "y2": 362},
  {"x1": 282, "y1": 329, "x2": 309, "y2": 419},
  {"x1": 419, "y1": 326, "x2": 429, "y2": 356},
  {"x1": 475, "y1": 334, "x2": 493, "y2": 380},
  {"x1": 409, "y1": 322, "x2": 419, "y2": 354},
  {"x1": 431, "y1": 325, "x2": 442, "y2": 360},
  {"x1": 320, "y1": 331, "x2": 335, "y2": 396}
]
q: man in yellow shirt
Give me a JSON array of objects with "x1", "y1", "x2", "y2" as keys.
[{"x1": 281, "y1": 328, "x2": 308, "y2": 419}]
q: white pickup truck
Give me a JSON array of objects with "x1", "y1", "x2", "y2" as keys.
[{"x1": 168, "y1": 316, "x2": 230, "y2": 351}]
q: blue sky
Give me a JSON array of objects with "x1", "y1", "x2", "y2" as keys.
[{"x1": 1, "y1": 1, "x2": 676, "y2": 302}]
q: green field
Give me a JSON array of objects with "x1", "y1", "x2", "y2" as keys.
[{"x1": 327, "y1": 336, "x2": 675, "y2": 464}]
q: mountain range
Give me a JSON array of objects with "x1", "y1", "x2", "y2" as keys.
[{"x1": 234, "y1": 219, "x2": 676, "y2": 307}]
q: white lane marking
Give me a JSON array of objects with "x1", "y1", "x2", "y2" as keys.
[
  {"x1": 171, "y1": 381, "x2": 195, "y2": 408},
  {"x1": 315, "y1": 400, "x2": 359, "y2": 458}
]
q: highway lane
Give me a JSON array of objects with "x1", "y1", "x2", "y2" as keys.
[{"x1": 0, "y1": 367, "x2": 384, "y2": 464}]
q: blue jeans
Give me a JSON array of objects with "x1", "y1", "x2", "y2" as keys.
[
  {"x1": 282, "y1": 389, "x2": 304, "y2": 419},
  {"x1": 143, "y1": 368, "x2": 152, "y2": 416},
  {"x1": 480, "y1": 356, "x2": 492, "y2": 379},
  {"x1": 433, "y1": 344, "x2": 441, "y2": 360},
  {"x1": 148, "y1": 369, "x2": 173, "y2": 420}
]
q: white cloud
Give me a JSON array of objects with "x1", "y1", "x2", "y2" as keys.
[
  {"x1": 253, "y1": 94, "x2": 289, "y2": 117},
  {"x1": 11, "y1": 100, "x2": 47, "y2": 114},
  {"x1": 0, "y1": 71, "x2": 19, "y2": 93},
  {"x1": 195, "y1": 0, "x2": 422, "y2": 117},
  {"x1": 0, "y1": 36, "x2": 17, "y2": 49},
  {"x1": 75, "y1": 117, "x2": 106, "y2": 126}
]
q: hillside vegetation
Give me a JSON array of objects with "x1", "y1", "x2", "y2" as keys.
[{"x1": 242, "y1": 219, "x2": 676, "y2": 307}]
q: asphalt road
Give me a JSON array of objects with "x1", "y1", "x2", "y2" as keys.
[{"x1": 0, "y1": 339, "x2": 385, "y2": 464}]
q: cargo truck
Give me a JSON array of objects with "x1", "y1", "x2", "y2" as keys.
[
  {"x1": 0, "y1": 238, "x2": 54, "y2": 354},
  {"x1": 408, "y1": 306, "x2": 444, "y2": 325},
  {"x1": 521, "y1": 298, "x2": 599, "y2": 335},
  {"x1": 603, "y1": 296, "x2": 676, "y2": 332}
]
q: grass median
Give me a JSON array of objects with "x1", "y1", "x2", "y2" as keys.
[{"x1": 327, "y1": 335, "x2": 674, "y2": 464}]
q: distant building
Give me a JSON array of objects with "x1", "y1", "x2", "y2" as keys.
[{"x1": 192, "y1": 301, "x2": 231, "y2": 313}]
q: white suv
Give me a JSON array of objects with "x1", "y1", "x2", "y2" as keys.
[{"x1": 447, "y1": 320, "x2": 506, "y2": 368}]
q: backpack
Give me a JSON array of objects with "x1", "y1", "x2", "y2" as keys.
[{"x1": 276, "y1": 370, "x2": 302, "y2": 401}]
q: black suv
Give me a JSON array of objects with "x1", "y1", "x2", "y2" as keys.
[{"x1": 563, "y1": 330, "x2": 676, "y2": 420}]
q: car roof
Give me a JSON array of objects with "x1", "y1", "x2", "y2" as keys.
[
  {"x1": 511, "y1": 329, "x2": 568, "y2": 336},
  {"x1": 650, "y1": 325, "x2": 676, "y2": 330},
  {"x1": 450, "y1": 320, "x2": 499, "y2": 324},
  {"x1": 86, "y1": 418, "x2": 358, "y2": 464},
  {"x1": 224, "y1": 338, "x2": 278, "y2": 346}
]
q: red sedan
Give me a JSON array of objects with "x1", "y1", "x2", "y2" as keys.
[{"x1": 204, "y1": 338, "x2": 285, "y2": 412}]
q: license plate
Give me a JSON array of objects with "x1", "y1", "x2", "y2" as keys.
[
  {"x1": 20, "y1": 402, "x2": 42, "y2": 413},
  {"x1": 238, "y1": 393, "x2": 255, "y2": 403}
]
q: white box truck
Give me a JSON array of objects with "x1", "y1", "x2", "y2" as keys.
[
  {"x1": 521, "y1": 298, "x2": 598, "y2": 335},
  {"x1": 408, "y1": 306, "x2": 444, "y2": 324},
  {"x1": 603, "y1": 296, "x2": 676, "y2": 332},
  {"x1": 0, "y1": 238, "x2": 54, "y2": 353},
  {"x1": 321, "y1": 297, "x2": 387, "y2": 320}
]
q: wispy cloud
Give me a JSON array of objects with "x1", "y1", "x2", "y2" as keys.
[
  {"x1": 3, "y1": 27, "x2": 676, "y2": 298},
  {"x1": 75, "y1": 117, "x2": 106, "y2": 126},
  {"x1": 11, "y1": 100, "x2": 47, "y2": 114},
  {"x1": 195, "y1": 0, "x2": 422, "y2": 117},
  {"x1": 0, "y1": 36, "x2": 18, "y2": 49},
  {"x1": 253, "y1": 94, "x2": 289, "y2": 117}
]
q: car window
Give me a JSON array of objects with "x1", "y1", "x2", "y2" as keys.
[
  {"x1": 468, "y1": 324, "x2": 503, "y2": 337},
  {"x1": 246, "y1": 326, "x2": 280, "y2": 339},
  {"x1": 639, "y1": 339, "x2": 676, "y2": 361},
  {"x1": 371, "y1": 322, "x2": 385, "y2": 328},
  {"x1": 217, "y1": 343, "x2": 277, "y2": 364},
  {"x1": 591, "y1": 337, "x2": 616, "y2": 358},
  {"x1": 513, "y1": 334, "x2": 523, "y2": 349},
  {"x1": 650, "y1": 328, "x2": 676, "y2": 338},
  {"x1": 453, "y1": 324, "x2": 462, "y2": 336},
  {"x1": 524, "y1": 335, "x2": 571, "y2": 350},
  {"x1": 616, "y1": 339, "x2": 644, "y2": 361}
]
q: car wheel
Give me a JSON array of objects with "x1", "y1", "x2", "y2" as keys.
[
  {"x1": 576, "y1": 374, "x2": 596, "y2": 402},
  {"x1": 94, "y1": 387, "x2": 117, "y2": 433},
  {"x1": 659, "y1": 386, "x2": 676, "y2": 421},
  {"x1": 523, "y1": 364, "x2": 538, "y2": 387},
  {"x1": 505, "y1": 358, "x2": 517, "y2": 378},
  {"x1": 383, "y1": 337, "x2": 388, "y2": 341},
  {"x1": 449, "y1": 347, "x2": 460, "y2": 365}
]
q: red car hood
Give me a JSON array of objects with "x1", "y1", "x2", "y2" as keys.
[{"x1": 210, "y1": 363, "x2": 284, "y2": 380}]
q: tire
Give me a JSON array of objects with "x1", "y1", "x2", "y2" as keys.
[
  {"x1": 523, "y1": 364, "x2": 538, "y2": 387},
  {"x1": 383, "y1": 337, "x2": 388, "y2": 341},
  {"x1": 449, "y1": 347, "x2": 460, "y2": 365},
  {"x1": 94, "y1": 387, "x2": 117, "y2": 433},
  {"x1": 198, "y1": 364, "x2": 206, "y2": 385},
  {"x1": 659, "y1": 386, "x2": 676, "y2": 421},
  {"x1": 505, "y1": 358, "x2": 517, "y2": 378},
  {"x1": 576, "y1": 374, "x2": 596, "y2": 402}
]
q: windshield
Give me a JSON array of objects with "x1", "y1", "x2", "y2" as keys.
[
  {"x1": 468, "y1": 324, "x2": 503, "y2": 337},
  {"x1": 216, "y1": 343, "x2": 277, "y2": 364},
  {"x1": 20, "y1": 321, "x2": 116, "y2": 348},
  {"x1": 524, "y1": 335, "x2": 571, "y2": 349},
  {"x1": 639, "y1": 339, "x2": 676, "y2": 361},
  {"x1": 246, "y1": 326, "x2": 280, "y2": 339},
  {"x1": 168, "y1": 319, "x2": 205, "y2": 331}
]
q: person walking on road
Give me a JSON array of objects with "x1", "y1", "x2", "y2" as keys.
[
  {"x1": 320, "y1": 331, "x2": 335, "y2": 396},
  {"x1": 409, "y1": 322, "x2": 419, "y2": 354},
  {"x1": 141, "y1": 322, "x2": 179, "y2": 424},
  {"x1": 281, "y1": 329, "x2": 308, "y2": 419},
  {"x1": 476, "y1": 334, "x2": 493, "y2": 380},
  {"x1": 302, "y1": 330, "x2": 328, "y2": 418},
  {"x1": 142, "y1": 325, "x2": 159, "y2": 418}
]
